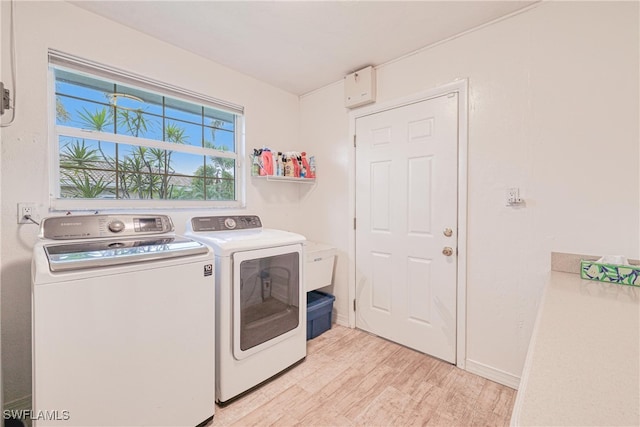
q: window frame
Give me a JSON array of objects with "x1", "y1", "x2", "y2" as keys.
[{"x1": 47, "y1": 53, "x2": 246, "y2": 211}]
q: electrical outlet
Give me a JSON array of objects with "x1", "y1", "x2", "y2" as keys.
[{"x1": 18, "y1": 203, "x2": 36, "y2": 224}]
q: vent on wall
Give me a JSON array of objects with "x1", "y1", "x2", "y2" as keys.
[{"x1": 344, "y1": 66, "x2": 376, "y2": 109}]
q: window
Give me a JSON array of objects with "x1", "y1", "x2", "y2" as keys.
[{"x1": 49, "y1": 50, "x2": 244, "y2": 209}]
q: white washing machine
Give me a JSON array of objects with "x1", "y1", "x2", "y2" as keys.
[
  {"x1": 32, "y1": 214, "x2": 215, "y2": 427},
  {"x1": 185, "y1": 215, "x2": 306, "y2": 404}
]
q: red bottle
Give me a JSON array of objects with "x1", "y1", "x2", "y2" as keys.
[
  {"x1": 260, "y1": 149, "x2": 273, "y2": 175},
  {"x1": 301, "y1": 152, "x2": 312, "y2": 178},
  {"x1": 291, "y1": 154, "x2": 300, "y2": 177}
]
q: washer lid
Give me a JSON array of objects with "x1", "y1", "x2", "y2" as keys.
[
  {"x1": 185, "y1": 228, "x2": 305, "y2": 256},
  {"x1": 44, "y1": 236, "x2": 209, "y2": 272}
]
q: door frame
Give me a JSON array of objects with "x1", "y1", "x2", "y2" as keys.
[{"x1": 348, "y1": 79, "x2": 468, "y2": 369}]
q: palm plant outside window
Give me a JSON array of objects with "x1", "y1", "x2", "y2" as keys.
[{"x1": 52, "y1": 63, "x2": 243, "y2": 206}]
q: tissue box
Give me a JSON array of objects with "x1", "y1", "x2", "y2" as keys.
[{"x1": 580, "y1": 260, "x2": 640, "y2": 287}]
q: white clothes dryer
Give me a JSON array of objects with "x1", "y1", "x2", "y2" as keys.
[
  {"x1": 186, "y1": 215, "x2": 306, "y2": 404},
  {"x1": 32, "y1": 214, "x2": 215, "y2": 426}
]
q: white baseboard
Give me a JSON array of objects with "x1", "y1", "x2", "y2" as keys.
[
  {"x1": 465, "y1": 359, "x2": 521, "y2": 389},
  {"x1": 5, "y1": 394, "x2": 31, "y2": 411},
  {"x1": 334, "y1": 312, "x2": 348, "y2": 327}
]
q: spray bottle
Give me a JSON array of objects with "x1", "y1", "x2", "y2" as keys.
[
  {"x1": 275, "y1": 152, "x2": 283, "y2": 176},
  {"x1": 308, "y1": 155, "x2": 316, "y2": 179},
  {"x1": 284, "y1": 153, "x2": 293, "y2": 177},
  {"x1": 252, "y1": 149, "x2": 262, "y2": 176},
  {"x1": 298, "y1": 154, "x2": 306, "y2": 178},
  {"x1": 291, "y1": 152, "x2": 300, "y2": 177},
  {"x1": 300, "y1": 152, "x2": 311, "y2": 178}
]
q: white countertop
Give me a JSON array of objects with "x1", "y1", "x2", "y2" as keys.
[{"x1": 512, "y1": 271, "x2": 640, "y2": 426}]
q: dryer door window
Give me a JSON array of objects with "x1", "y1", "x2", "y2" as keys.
[{"x1": 232, "y1": 244, "x2": 302, "y2": 359}]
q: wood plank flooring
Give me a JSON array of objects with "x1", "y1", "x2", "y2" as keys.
[{"x1": 212, "y1": 326, "x2": 516, "y2": 426}]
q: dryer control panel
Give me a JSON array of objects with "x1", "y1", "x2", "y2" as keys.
[
  {"x1": 191, "y1": 215, "x2": 262, "y2": 232},
  {"x1": 40, "y1": 214, "x2": 174, "y2": 240}
]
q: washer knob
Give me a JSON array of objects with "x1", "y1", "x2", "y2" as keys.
[
  {"x1": 224, "y1": 218, "x2": 237, "y2": 230},
  {"x1": 108, "y1": 220, "x2": 125, "y2": 233}
]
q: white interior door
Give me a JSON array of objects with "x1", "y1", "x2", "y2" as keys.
[{"x1": 355, "y1": 93, "x2": 458, "y2": 363}]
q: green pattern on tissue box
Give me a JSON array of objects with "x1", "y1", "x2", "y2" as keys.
[{"x1": 580, "y1": 260, "x2": 640, "y2": 287}]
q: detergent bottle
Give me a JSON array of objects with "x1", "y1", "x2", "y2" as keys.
[
  {"x1": 260, "y1": 148, "x2": 273, "y2": 175},
  {"x1": 308, "y1": 156, "x2": 316, "y2": 178},
  {"x1": 298, "y1": 154, "x2": 306, "y2": 178},
  {"x1": 300, "y1": 152, "x2": 312, "y2": 178},
  {"x1": 252, "y1": 149, "x2": 262, "y2": 176},
  {"x1": 275, "y1": 152, "x2": 283, "y2": 176},
  {"x1": 283, "y1": 153, "x2": 293, "y2": 177},
  {"x1": 291, "y1": 153, "x2": 300, "y2": 177}
]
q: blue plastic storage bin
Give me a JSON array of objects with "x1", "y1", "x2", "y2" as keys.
[{"x1": 306, "y1": 290, "x2": 335, "y2": 340}]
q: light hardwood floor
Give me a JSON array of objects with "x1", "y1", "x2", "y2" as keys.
[{"x1": 212, "y1": 325, "x2": 516, "y2": 426}]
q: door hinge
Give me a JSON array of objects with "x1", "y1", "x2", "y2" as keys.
[
  {"x1": 353, "y1": 217, "x2": 356, "y2": 230},
  {"x1": 1, "y1": 82, "x2": 10, "y2": 116},
  {"x1": 353, "y1": 134, "x2": 356, "y2": 148},
  {"x1": 353, "y1": 299, "x2": 356, "y2": 312}
]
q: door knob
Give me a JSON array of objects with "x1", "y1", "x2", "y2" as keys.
[
  {"x1": 442, "y1": 247, "x2": 454, "y2": 256},
  {"x1": 443, "y1": 227, "x2": 453, "y2": 237}
]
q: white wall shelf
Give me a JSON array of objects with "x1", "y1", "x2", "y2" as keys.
[{"x1": 252, "y1": 175, "x2": 316, "y2": 184}]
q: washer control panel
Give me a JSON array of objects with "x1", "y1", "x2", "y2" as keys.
[
  {"x1": 40, "y1": 214, "x2": 174, "y2": 240},
  {"x1": 191, "y1": 215, "x2": 262, "y2": 232}
]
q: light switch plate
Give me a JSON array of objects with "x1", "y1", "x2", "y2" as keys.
[{"x1": 506, "y1": 187, "x2": 524, "y2": 206}]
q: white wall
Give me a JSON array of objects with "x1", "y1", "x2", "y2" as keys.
[
  {"x1": 0, "y1": 1, "x2": 304, "y2": 405},
  {"x1": 299, "y1": 1, "x2": 639, "y2": 386},
  {"x1": 299, "y1": 83, "x2": 351, "y2": 324}
]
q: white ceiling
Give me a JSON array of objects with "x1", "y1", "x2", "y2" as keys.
[{"x1": 69, "y1": 1, "x2": 537, "y2": 95}]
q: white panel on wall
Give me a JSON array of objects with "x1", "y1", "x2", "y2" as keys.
[
  {"x1": 407, "y1": 156, "x2": 433, "y2": 235},
  {"x1": 407, "y1": 256, "x2": 432, "y2": 324},
  {"x1": 371, "y1": 252, "x2": 392, "y2": 312},
  {"x1": 370, "y1": 161, "x2": 391, "y2": 231}
]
